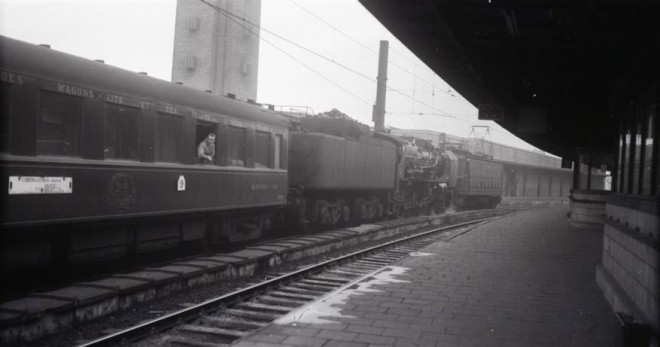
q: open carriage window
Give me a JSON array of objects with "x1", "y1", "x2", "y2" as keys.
[
  {"x1": 38, "y1": 90, "x2": 83, "y2": 156},
  {"x1": 196, "y1": 121, "x2": 216, "y2": 164}
]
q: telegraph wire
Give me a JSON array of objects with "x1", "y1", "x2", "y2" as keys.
[
  {"x1": 285, "y1": 1, "x2": 461, "y2": 114},
  {"x1": 211, "y1": 0, "x2": 509, "y2": 137},
  {"x1": 199, "y1": 0, "x2": 462, "y2": 118},
  {"x1": 289, "y1": 0, "x2": 378, "y2": 56},
  {"x1": 290, "y1": 0, "x2": 447, "y2": 93},
  {"x1": 201, "y1": 0, "x2": 376, "y2": 84},
  {"x1": 199, "y1": 0, "x2": 373, "y2": 105},
  {"x1": 385, "y1": 111, "x2": 515, "y2": 136},
  {"x1": 386, "y1": 87, "x2": 456, "y2": 118}
]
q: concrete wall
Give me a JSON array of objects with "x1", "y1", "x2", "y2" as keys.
[
  {"x1": 172, "y1": 0, "x2": 261, "y2": 100},
  {"x1": 596, "y1": 195, "x2": 659, "y2": 336},
  {"x1": 502, "y1": 164, "x2": 572, "y2": 199},
  {"x1": 568, "y1": 189, "x2": 610, "y2": 229}
]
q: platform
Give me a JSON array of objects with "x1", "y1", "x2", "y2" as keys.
[{"x1": 236, "y1": 207, "x2": 620, "y2": 347}]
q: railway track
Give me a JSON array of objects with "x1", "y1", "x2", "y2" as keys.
[{"x1": 77, "y1": 217, "x2": 498, "y2": 347}]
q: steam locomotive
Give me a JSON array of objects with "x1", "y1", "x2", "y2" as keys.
[
  {"x1": 287, "y1": 116, "x2": 502, "y2": 228},
  {"x1": 0, "y1": 36, "x2": 502, "y2": 275}
]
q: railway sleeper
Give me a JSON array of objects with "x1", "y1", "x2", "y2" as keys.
[
  {"x1": 277, "y1": 285, "x2": 325, "y2": 296},
  {"x1": 257, "y1": 295, "x2": 307, "y2": 307},
  {"x1": 224, "y1": 308, "x2": 281, "y2": 322},
  {"x1": 364, "y1": 254, "x2": 401, "y2": 261},
  {"x1": 267, "y1": 290, "x2": 317, "y2": 301},
  {"x1": 177, "y1": 324, "x2": 247, "y2": 341},
  {"x1": 353, "y1": 259, "x2": 390, "y2": 266},
  {"x1": 307, "y1": 275, "x2": 352, "y2": 284},
  {"x1": 165, "y1": 336, "x2": 231, "y2": 347},
  {"x1": 202, "y1": 316, "x2": 266, "y2": 330},
  {"x1": 336, "y1": 264, "x2": 381, "y2": 272},
  {"x1": 287, "y1": 282, "x2": 334, "y2": 292},
  {"x1": 297, "y1": 278, "x2": 344, "y2": 287},
  {"x1": 235, "y1": 301, "x2": 293, "y2": 314},
  {"x1": 325, "y1": 269, "x2": 364, "y2": 277}
]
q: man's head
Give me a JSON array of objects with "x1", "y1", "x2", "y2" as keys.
[{"x1": 206, "y1": 133, "x2": 216, "y2": 144}]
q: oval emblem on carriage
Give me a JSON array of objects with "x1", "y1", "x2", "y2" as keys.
[{"x1": 107, "y1": 173, "x2": 136, "y2": 211}]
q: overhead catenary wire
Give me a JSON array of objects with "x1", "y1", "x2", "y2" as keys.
[
  {"x1": 211, "y1": 0, "x2": 509, "y2": 135},
  {"x1": 289, "y1": 0, "x2": 448, "y2": 93},
  {"x1": 385, "y1": 111, "x2": 515, "y2": 136},
  {"x1": 202, "y1": 0, "x2": 376, "y2": 84},
  {"x1": 199, "y1": 0, "x2": 373, "y2": 105},
  {"x1": 199, "y1": 0, "x2": 462, "y2": 119},
  {"x1": 386, "y1": 87, "x2": 456, "y2": 118},
  {"x1": 289, "y1": 0, "x2": 378, "y2": 55}
]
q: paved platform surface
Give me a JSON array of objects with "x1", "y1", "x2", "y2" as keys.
[{"x1": 235, "y1": 207, "x2": 620, "y2": 346}]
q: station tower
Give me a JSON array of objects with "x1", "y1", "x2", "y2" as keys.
[{"x1": 172, "y1": 0, "x2": 261, "y2": 100}]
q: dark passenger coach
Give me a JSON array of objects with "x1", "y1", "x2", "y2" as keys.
[{"x1": 0, "y1": 36, "x2": 289, "y2": 272}]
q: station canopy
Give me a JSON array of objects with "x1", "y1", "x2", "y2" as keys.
[{"x1": 359, "y1": 0, "x2": 658, "y2": 163}]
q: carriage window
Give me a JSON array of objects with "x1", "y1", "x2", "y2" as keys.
[
  {"x1": 228, "y1": 126, "x2": 246, "y2": 167},
  {"x1": 156, "y1": 113, "x2": 183, "y2": 163},
  {"x1": 254, "y1": 131, "x2": 271, "y2": 168},
  {"x1": 274, "y1": 134, "x2": 282, "y2": 169},
  {"x1": 105, "y1": 104, "x2": 139, "y2": 160},
  {"x1": 38, "y1": 91, "x2": 83, "y2": 156},
  {"x1": 0, "y1": 83, "x2": 10, "y2": 152},
  {"x1": 196, "y1": 121, "x2": 216, "y2": 164}
]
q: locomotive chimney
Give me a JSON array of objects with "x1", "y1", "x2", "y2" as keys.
[{"x1": 373, "y1": 40, "x2": 389, "y2": 133}]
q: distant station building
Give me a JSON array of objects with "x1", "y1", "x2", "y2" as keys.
[{"x1": 172, "y1": 0, "x2": 261, "y2": 100}]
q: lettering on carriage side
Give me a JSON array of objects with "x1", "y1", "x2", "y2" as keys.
[
  {"x1": 193, "y1": 111, "x2": 214, "y2": 122},
  {"x1": 56, "y1": 83, "x2": 95, "y2": 98},
  {"x1": 140, "y1": 101, "x2": 150, "y2": 109},
  {"x1": 164, "y1": 105, "x2": 179, "y2": 114},
  {"x1": 0, "y1": 70, "x2": 24, "y2": 85},
  {"x1": 8, "y1": 176, "x2": 73, "y2": 195},
  {"x1": 106, "y1": 94, "x2": 124, "y2": 104}
]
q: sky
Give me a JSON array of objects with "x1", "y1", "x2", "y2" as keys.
[{"x1": 0, "y1": 0, "x2": 555, "y2": 155}]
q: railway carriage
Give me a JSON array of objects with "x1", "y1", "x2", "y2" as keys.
[
  {"x1": 0, "y1": 36, "x2": 289, "y2": 273},
  {"x1": 454, "y1": 155, "x2": 503, "y2": 209}
]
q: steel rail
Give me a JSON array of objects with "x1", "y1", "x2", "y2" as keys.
[{"x1": 77, "y1": 216, "x2": 498, "y2": 347}]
